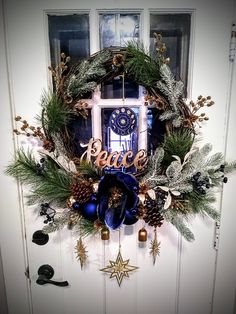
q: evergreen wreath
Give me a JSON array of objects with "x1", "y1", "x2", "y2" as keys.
[{"x1": 6, "y1": 34, "x2": 236, "y2": 260}]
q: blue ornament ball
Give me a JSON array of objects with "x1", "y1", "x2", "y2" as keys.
[
  {"x1": 81, "y1": 201, "x2": 98, "y2": 222},
  {"x1": 72, "y1": 202, "x2": 80, "y2": 211}
]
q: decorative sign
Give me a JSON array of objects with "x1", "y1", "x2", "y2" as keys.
[{"x1": 80, "y1": 138, "x2": 148, "y2": 171}]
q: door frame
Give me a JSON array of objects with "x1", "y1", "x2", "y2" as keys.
[{"x1": 1, "y1": 1, "x2": 236, "y2": 314}]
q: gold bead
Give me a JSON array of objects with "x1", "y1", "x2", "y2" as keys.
[
  {"x1": 138, "y1": 228, "x2": 147, "y2": 242},
  {"x1": 101, "y1": 227, "x2": 110, "y2": 240}
]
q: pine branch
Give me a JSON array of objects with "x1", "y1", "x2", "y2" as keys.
[
  {"x1": 77, "y1": 161, "x2": 102, "y2": 181},
  {"x1": 79, "y1": 218, "x2": 99, "y2": 238},
  {"x1": 5, "y1": 149, "x2": 42, "y2": 185},
  {"x1": 201, "y1": 205, "x2": 220, "y2": 221},
  {"x1": 40, "y1": 92, "x2": 73, "y2": 136},
  {"x1": 185, "y1": 190, "x2": 217, "y2": 216},
  {"x1": 66, "y1": 50, "x2": 110, "y2": 98},
  {"x1": 27, "y1": 166, "x2": 73, "y2": 206},
  {"x1": 6, "y1": 149, "x2": 73, "y2": 206},
  {"x1": 163, "y1": 210, "x2": 195, "y2": 241},
  {"x1": 125, "y1": 42, "x2": 160, "y2": 87},
  {"x1": 171, "y1": 215, "x2": 195, "y2": 241},
  {"x1": 143, "y1": 148, "x2": 165, "y2": 187},
  {"x1": 157, "y1": 64, "x2": 184, "y2": 113},
  {"x1": 162, "y1": 129, "x2": 194, "y2": 166},
  {"x1": 159, "y1": 110, "x2": 177, "y2": 121},
  {"x1": 224, "y1": 161, "x2": 236, "y2": 174}
]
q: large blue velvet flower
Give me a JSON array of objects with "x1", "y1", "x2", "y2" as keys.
[{"x1": 97, "y1": 172, "x2": 139, "y2": 229}]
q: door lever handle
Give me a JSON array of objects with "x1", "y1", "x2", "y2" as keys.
[{"x1": 36, "y1": 264, "x2": 69, "y2": 287}]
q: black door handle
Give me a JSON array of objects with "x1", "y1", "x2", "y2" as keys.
[{"x1": 36, "y1": 264, "x2": 69, "y2": 287}]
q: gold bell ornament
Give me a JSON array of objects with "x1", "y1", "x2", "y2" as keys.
[
  {"x1": 138, "y1": 227, "x2": 147, "y2": 242},
  {"x1": 101, "y1": 227, "x2": 110, "y2": 240}
]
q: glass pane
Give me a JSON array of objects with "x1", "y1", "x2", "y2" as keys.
[
  {"x1": 68, "y1": 109, "x2": 92, "y2": 157},
  {"x1": 101, "y1": 78, "x2": 139, "y2": 99},
  {"x1": 150, "y1": 14, "x2": 191, "y2": 91},
  {"x1": 99, "y1": 13, "x2": 140, "y2": 99},
  {"x1": 147, "y1": 108, "x2": 166, "y2": 155},
  {"x1": 102, "y1": 107, "x2": 139, "y2": 154},
  {"x1": 48, "y1": 14, "x2": 90, "y2": 68},
  {"x1": 99, "y1": 14, "x2": 140, "y2": 48}
]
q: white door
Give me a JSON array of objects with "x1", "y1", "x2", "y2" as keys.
[{"x1": 1, "y1": 1, "x2": 236, "y2": 314}]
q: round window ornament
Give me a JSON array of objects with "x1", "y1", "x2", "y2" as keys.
[{"x1": 109, "y1": 107, "x2": 137, "y2": 136}]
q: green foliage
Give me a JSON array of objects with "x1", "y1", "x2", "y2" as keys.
[
  {"x1": 77, "y1": 161, "x2": 102, "y2": 181},
  {"x1": 142, "y1": 148, "x2": 167, "y2": 188},
  {"x1": 66, "y1": 49, "x2": 111, "y2": 99},
  {"x1": 185, "y1": 190, "x2": 220, "y2": 221},
  {"x1": 163, "y1": 211, "x2": 195, "y2": 241},
  {"x1": 157, "y1": 64, "x2": 184, "y2": 119},
  {"x1": 224, "y1": 161, "x2": 236, "y2": 174},
  {"x1": 79, "y1": 218, "x2": 99, "y2": 238},
  {"x1": 5, "y1": 149, "x2": 42, "y2": 185},
  {"x1": 162, "y1": 129, "x2": 194, "y2": 165},
  {"x1": 171, "y1": 216, "x2": 195, "y2": 241},
  {"x1": 125, "y1": 42, "x2": 160, "y2": 87},
  {"x1": 40, "y1": 92, "x2": 73, "y2": 136},
  {"x1": 27, "y1": 160, "x2": 73, "y2": 206},
  {"x1": 6, "y1": 149, "x2": 73, "y2": 207}
]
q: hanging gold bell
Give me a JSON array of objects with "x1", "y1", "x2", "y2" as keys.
[
  {"x1": 101, "y1": 227, "x2": 110, "y2": 240},
  {"x1": 138, "y1": 227, "x2": 147, "y2": 242}
]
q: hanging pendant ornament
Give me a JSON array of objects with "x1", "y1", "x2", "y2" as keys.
[
  {"x1": 75, "y1": 237, "x2": 88, "y2": 269},
  {"x1": 101, "y1": 226, "x2": 110, "y2": 240},
  {"x1": 100, "y1": 249, "x2": 139, "y2": 286},
  {"x1": 108, "y1": 72, "x2": 137, "y2": 136},
  {"x1": 138, "y1": 227, "x2": 147, "y2": 242},
  {"x1": 109, "y1": 107, "x2": 137, "y2": 136},
  {"x1": 100, "y1": 230, "x2": 138, "y2": 286},
  {"x1": 150, "y1": 228, "x2": 161, "y2": 265}
]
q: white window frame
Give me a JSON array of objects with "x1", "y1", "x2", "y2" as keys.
[{"x1": 46, "y1": 8, "x2": 193, "y2": 152}]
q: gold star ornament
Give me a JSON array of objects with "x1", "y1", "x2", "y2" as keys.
[
  {"x1": 75, "y1": 237, "x2": 88, "y2": 269},
  {"x1": 100, "y1": 250, "x2": 138, "y2": 286},
  {"x1": 150, "y1": 229, "x2": 161, "y2": 265}
]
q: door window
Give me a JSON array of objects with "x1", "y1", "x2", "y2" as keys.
[
  {"x1": 47, "y1": 11, "x2": 191, "y2": 153},
  {"x1": 150, "y1": 13, "x2": 191, "y2": 90},
  {"x1": 48, "y1": 14, "x2": 90, "y2": 67}
]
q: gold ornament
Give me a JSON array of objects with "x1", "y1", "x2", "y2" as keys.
[
  {"x1": 100, "y1": 249, "x2": 139, "y2": 286},
  {"x1": 138, "y1": 227, "x2": 147, "y2": 242},
  {"x1": 68, "y1": 211, "x2": 80, "y2": 228},
  {"x1": 80, "y1": 138, "x2": 148, "y2": 171},
  {"x1": 108, "y1": 186, "x2": 123, "y2": 208},
  {"x1": 101, "y1": 227, "x2": 110, "y2": 240},
  {"x1": 75, "y1": 237, "x2": 88, "y2": 269},
  {"x1": 150, "y1": 229, "x2": 161, "y2": 265}
]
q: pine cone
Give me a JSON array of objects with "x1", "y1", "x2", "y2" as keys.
[
  {"x1": 143, "y1": 199, "x2": 164, "y2": 228},
  {"x1": 71, "y1": 180, "x2": 93, "y2": 204}
]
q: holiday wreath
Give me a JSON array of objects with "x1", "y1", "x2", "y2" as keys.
[{"x1": 6, "y1": 34, "x2": 236, "y2": 284}]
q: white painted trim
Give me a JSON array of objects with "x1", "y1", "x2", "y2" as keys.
[
  {"x1": 0, "y1": 1, "x2": 32, "y2": 313},
  {"x1": 0, "y1": 249, "x2": 8, "y2": 314}
]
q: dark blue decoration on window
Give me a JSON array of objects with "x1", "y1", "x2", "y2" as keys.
[{"x1": 109, "y1": 107, "x2": 137, "y2": 136}]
